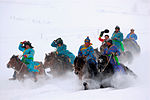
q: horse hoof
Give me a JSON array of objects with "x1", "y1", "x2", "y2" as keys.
[
  {"x1": 100, "y1": 85, "x2": 105, "y2": 88},
  {"x1": 83, "y1": 82, "x2": 88, "y2": 90}
]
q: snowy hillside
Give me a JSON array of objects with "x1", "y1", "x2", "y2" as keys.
[{"x1": 0, "y1": 0, "x2": 150, "y2": 100}]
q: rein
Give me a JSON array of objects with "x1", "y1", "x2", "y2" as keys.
[
  {"x1": 12, "y1": 56, "x2": 26, "y2": 74},
  {"x1": 99, "y1": 54, "x2": 112, "y2": 72}
]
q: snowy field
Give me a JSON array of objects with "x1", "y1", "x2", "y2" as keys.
[{"x1": 0, "y1": 0, "x2": 150, "y2": 100}]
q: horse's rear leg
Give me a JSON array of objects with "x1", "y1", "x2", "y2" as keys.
[{"x1": 31, "y1": 72, "x2": 37, "y2": 82}]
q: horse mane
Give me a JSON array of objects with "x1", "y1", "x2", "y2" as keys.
[{"x1": 12, "y1": 55, "x2": 21, "y2": 62}]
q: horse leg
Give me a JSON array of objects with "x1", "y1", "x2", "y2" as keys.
[
  {"x1": 31, "y1": 72, "x2": 37, "y2": 82},
  {"x1": 83, "y1": 82, "x2": 88, "y2": 90}
]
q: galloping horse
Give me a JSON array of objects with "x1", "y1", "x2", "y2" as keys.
[
  {"x1": 7, "y1": 55, "x2": 45, "y2": 82},
  {"x1": 44, "y1": 52, "x2": 73, "y2": 77},
  {"x1": 98, "y1": 54, "x2": 137, "y2": 88}
]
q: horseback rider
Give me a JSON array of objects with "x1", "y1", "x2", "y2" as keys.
[
  {"x1": 51, "y1": 38, "x2": 75, "y2": 65},
  {"x1": 99, "y1": 35, "x2": 110, "y2": 53},
  {"x1": 9, "y1": 41, "x2": 40, "y2": 80},
  {"x1": 111, "y1": 26, "x2": 124, "y2": 52},
  {"x1": 78, "y1": 36, "x2": 98, "y2": 76},
  {"x1": 103, "y1": 40, "x2": 125, "y2": 73},
  {"x1": 126, "y1": 28, "x2": 138, "y2": 44}
]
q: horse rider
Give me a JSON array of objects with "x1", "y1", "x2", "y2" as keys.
[
  {"x1": 111, "y1": 26, "x2": 124, "y2": 52},
  {"x1": 51, "y1": 38, "x2": 75, "y2": 66},
  {"x1": 125, "y1": 28, "x2": 138, "y2": 44},
  {"x1": 103, "y1": 40, "x2": 125, "y2": 73},
  {"x1": 78, "y1": 36, "x2": 98, "y2": 76},
  {"x1": 9, "y1": 41, "x2": 40, "y2": 80},
  {"x1": 99, "y1": 34, "x2": 110, "y2": 53}
]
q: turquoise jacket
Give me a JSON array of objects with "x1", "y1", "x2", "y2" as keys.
[
  {"x1": 19, "y1": 43, "x2": 40, "y2": 72},
  {"x1": 51, "y1": 41, "x2": 75, "y2": 64},
  {"x1": 111, "y1": 31, "x2": 124, "y2": 51},
  {"x1": 78, "y1": 44, "x2": 96, "y2": 62}
]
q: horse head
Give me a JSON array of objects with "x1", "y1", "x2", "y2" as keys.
[
  {"x1": 44, "y1": 52, "x2": 57, "y2": 68},
  {"x1": 98, "y1": 55, "x2": 109, "y2": 71},
  {"x1": 7, "y1": 55, "x2": 21, "y2": 69},
  {"x1": 74, "y1": 56, "x2": 86, "y2": 75}
]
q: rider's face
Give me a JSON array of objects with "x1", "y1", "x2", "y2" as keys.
[
  {"x1": 130, "y1": 30, "x2": 134, "y2": 34},
  {"x1": 105, "y1": 36, "x2": 109, "y2": 40},
  {"x1": 58, "y1": 44, "x2": 62, "y2": 47},
  {"x1": 115, "y1": 29, "x2": 119, "y2": 33},
  {"x1": 85, "y1": 42, "x2": 90, "y2": 47},
  {"x1": 25, "y1": 45, "x2": 30, "y2": 49}
]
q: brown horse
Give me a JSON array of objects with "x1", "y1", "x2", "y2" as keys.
[
  {"x1": 44, "y1": 52, "x2": 73, "y2": 77},
  {"x1": 7, "y1": 55, "x2": 46, "y2": 82}
]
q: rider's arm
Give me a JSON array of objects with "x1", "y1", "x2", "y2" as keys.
[
  {"x1": 125, "y1": 34, "x2": 130, "y2": 39},
  {"x1": 78, "y1": 46, "x2": 83, "y2": 56},
  {"x1": 51, "y1": 41, "x2": 57, "y2": 47},
  {"x1": 115, "y1": 47, "x2": 121, "y2": 56},
  {"x1": 132, "y1": 34, "x2": 137, "y2": 40},
  {"x1": 18, "y1": 42, "x2": 25, "y2": 52},
  {"x1": 98, "y1": 37, "x2": 104, "y2": 42}
]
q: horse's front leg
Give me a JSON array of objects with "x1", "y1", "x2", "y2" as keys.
[
  {"x1": 79, "y1": 71, "x2": 83, "y2": 80},
  {"x1": 17, "y1": 73, "x2": 24, "y2": 82}
]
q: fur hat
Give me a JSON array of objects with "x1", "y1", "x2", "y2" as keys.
[
  {"x1": 115, "y1": 26, "x2": 120, "y2": 30},
  {"x1": 84, "y1": 36, "x2": 90, "y2": 43},
  {"x1": 22, "y1": 41, "x2": 34, "y2": 48},
  {"x1": 56, "y1": 38, "x2": 63, "y2": 45}
]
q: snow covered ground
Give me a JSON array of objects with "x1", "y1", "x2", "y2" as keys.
[{"x1": 0, "y1": 0, "x2": 150, "y2": 100}]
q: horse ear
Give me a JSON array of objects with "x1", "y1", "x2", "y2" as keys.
[
  {"x1": 12, "y1": 55, "x2": 15, "y2": 58},
  {"x1": 45, "y1": 53, "x2": 47, "y2": 57}
]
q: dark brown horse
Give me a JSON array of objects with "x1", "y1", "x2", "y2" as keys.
[
  {"x1": 44, "y1": 52, "x2": 73, "y2": 77},
  {"x1": 98, "y1": 54, "x2": 137, "y2": 88},
  {"x1": 7, "y1": 55, "x2": 46, "y2": 82}
]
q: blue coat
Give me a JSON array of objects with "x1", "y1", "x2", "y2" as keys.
[
  {"x1": 78, "y1": 44, "x2": 96, "y2": 63},
  {"x1": 126, "y1": 33, "x2": 137, "y2": 43},
  {"x1": 111, "y1": 31, "x2": 123, "y2": 51},
  {"x1": 51, "y1": 41, "x2": 75, "y2": 64},
  {"x1": 103, "y1": 45, "x2": 124, "y2": 73},
  {"x1": 19, "y1": 43, "x2": 40, "y2": 72}
]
